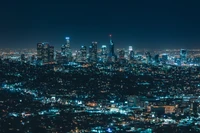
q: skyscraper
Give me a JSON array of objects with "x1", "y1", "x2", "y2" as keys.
[
  {"x1": 37, "y1": 43, "x2": 43, "y2": 61},
  {"x1": 108, "y1": 35, "x2": 116, "y2": 62},
  {"x1": 129, "y1": 51, "x2": 135, "y2": 61},
  {"x1": 128, "y1": 46, "x2": 133, "y2": 54},
  {"x1": 180, "y1": 49, "x2": 187, "y2": 63},
  {"x1": 61, "y1": 37, "x2": 72, "y2": 62},
  {"x1": 36, "y1": 42, "x2": 54, "y2": 64},
  {"x1": 88, "y1": 41, "x2": 98, "y2": 62},
  {"x1": 145, "y1": 52, "x2": 152, "y2": 64},
  {"x1": 80, "y1": 45, "x2": 87, "y2": 62},
  {"x1": 101, "y1": 45, "x2": 107, "y2": 63},
  {"x1": 109, "y1": 35, "x2": 115, "y2": 57}
]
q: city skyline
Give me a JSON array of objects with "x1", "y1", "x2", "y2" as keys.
[{"x1": 0, "y1": 0, "x2": 200, "y2": 49}]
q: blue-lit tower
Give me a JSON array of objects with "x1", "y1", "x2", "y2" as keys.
[
  {"x1": 88, "y1": 41, "x2": 98, "y2": 62},
  {"x1": 109, "y1": 34, "x2": 115, "y2": 57},
  {"x1": 180, "y1": 49, "x2": 187, "y2": 63}
]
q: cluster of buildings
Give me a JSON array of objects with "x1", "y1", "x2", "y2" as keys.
[{"x1": 1, "y1": 37, "x2": 200, "y2": 132}]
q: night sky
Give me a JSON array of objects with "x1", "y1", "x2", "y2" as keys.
[{"x1": 0, "y1": 0, "x2": 200, "y2": 49}]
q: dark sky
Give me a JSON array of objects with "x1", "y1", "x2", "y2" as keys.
[{"x1": 0, "y1": 0, "x2": 200, "y2": 49}]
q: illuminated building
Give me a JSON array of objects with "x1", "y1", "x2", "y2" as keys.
[
  {"x1": 89, "y1": 42, "x2": 98, "y2": 62},
  {"x1": 21, "y1": 54, "x2": 25, "y2": 63},
  {"x1": 128, "y1": 46, "x2": 133, "y2": 54},
  {"x1": 129, "y1": 50, "x2": 134, "y2": 61},
  {"x1": 37, "y1": 43, "x2": 43, "y2": 61},
  {"x1": 180, "y1": 49, "x2": 187, "y2": 63},
  {"x1": 80, "y1": 45, "x2": 87, "y2": 62},
  {"x1": 127, "y1": 96, "x2": 140, "y2": 107},
  {"x1": 161, "y1": 54, "x2": 168, "y2": 63},
  {"x1": 145, "y1": 52, "x2": 152, "y2": 64},
  {"x1": 100, "y1": 45, "x2": 107, "y2": 63},
  {"x1": 154, "y1": 54, "x2": 160, "y2": 64},
  {"x1": 36, "y1": 42, "x2": 54, "y2": 64},
  {"x1": 61, "y1": 37, "x2": 72, "y2": 62},
  {"x1": 109, "y1": 35, "x2": 115, "y2": 57},
  {"x1": 108, "y1": 35, "x2": 116, "y2": 62},
  {"x1": 49, "y1": 45, "x2": 54, "y2": 62},
  {"x1": 119, "y1": 49, "x2": 125, "y2": 59}
]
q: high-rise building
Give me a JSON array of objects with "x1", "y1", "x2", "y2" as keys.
[
  {"x1": 128, "y1": 46, "x2": 133, "y2": 54},
  {"x1": 61, "y1": 37, "x2": 72, "y2": 62},
  {"x1": 80, "y1": 45, "x2": 87, "y2": 62},
  {"x1": 43, "y1": 43, "x2": 50, "y2": 63},
  {"x1": 36, "y1": 42, "x2": 54, "y2": 64},
  {"x1": 101, "y1": 45, "x2": 107, "y2": 63},
  {"x1": 180, "y1": 49, "x2": 187, "y2": 63},
  {"x1": 161, "y1": 54, "x2": 168, "y2": 63},
  {"x1": 88, "y1": 41, "x2": 98, "y2": 62},
  {"x1": 37, "y1": 43, "x2": 44, "y2": 61},
  {"x1": 21, "y1": 54, "x2": 25, "y2": 63},
  {"x1": 129, "y1": 50, "x2": 135, "y2": 61},
  {"x1": 49, "y1": 45, "x2": 54, "y2": 62},
  {"x1": 101, "y1": 45, "x2": 107, "y2": 55},
  {"x1": 154, "y1": 54, "x2": 160, "y2": 63},
  {"x1": 119, "y1": 49, "x2": 125, "y2": 59},
  {"x1": 108, "y1": 35, "x2": 117, "y2": 62},
  {"x1": 145, "y1": 52, "x2": 152, "y2": 64},
  {"x1": 109, "y1": 35, "x2": 115, "y2": 57}
]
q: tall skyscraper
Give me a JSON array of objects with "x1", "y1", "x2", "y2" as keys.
[
  {"x1": 108, "y1": 35, "x2": 117, "y2": 62},
  {"x1": 154, "y1": 54, "x2": 160, "y2": 64},
  {"x1": 21, "y1": 54, "x2": 25, "y2": 63},
  {"x1": 161, "y1": 54, "x2": 168, "y2": 64},
  {"x1": 109, "y1": 35, "x2": 115, "y2": 57},
  {"x1": 49, "y1": 45, "x2": 54, "y2": 62},
  {"x1": 145, "y1": 52, "x2": 152, "y2": 64},
  {"x1": 119, "y1": 49, "x2": 125, "y2": 59},
  {"x1": 180, "y1": 49, "x2": 187, "y2": 63},
  {"x1": 61, "y1": 37, "x2": 72, "y2": 62},
  {"x1": 128, "y1": 46, "x2": 133, "y2": 54},
  {"x1": 88, "y1": 41, "x2": 98, "y2": 62},
  {"x1": 101, "y1": 45, "x2": 107, "y2": 63},
  {"x1": 129, "y1": 51, "x2": 135, "y2": 61},
  {"x1": 80, "y1": 45, "x2": 87, "y2": 62},
  {"x1": 37, "y1": 43, "x2": 43, "y2": 61},
  {"x1": 36, "y1": 42, "x2": 54, "y2": 64}
]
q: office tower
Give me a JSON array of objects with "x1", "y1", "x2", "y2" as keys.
[
  {"x1": 109, "y1": 35, "x2": 115, "y2": 57},
  {"x1": 80, "y1": 45, "x2": 87, "y2": 62},
  {"x1": 88, "y1": 45, "x2": 93, "y2": 62},
  {"x1": 43, "y1": 43, "x2": 50, "y2": 63},
  {"x1": 145, "y1": 52, "x2": 152, "y2": 64},
  {"x1": 30, "y1": 55, "x2": 36, "y2": 64},
  {"x1": 36, "y1": 42, "x2": 54, "y2": 64},
  {"x1": 101, "y1": 45, "x2": 107, "y2": 55},
  {"x1": 154, "y1": 54, "x2": 160, "y2": 63},
  {"x1": 21, "y1": 54, "x2": 25, "y2": 63},
  {"x1": 60, "y1": 37, "x2": 72, "y2": 62},
  {"x1": 65, "y1": 37, "x2": 72, "y2": 62},
  {"x1": 129, "y1": 50, "x2": 135, "y2": 61},
  {"x1": 101, "y1": 45, "x2": 107, "y2": 63},
  {"x1": 61, "y1": 44, "x2": 65, "y2": 55},
  {"x1": 49, "y1": 45, "x2": 54, "y2": 62},
  {"x1": 37, "y1": 43, "x2": 43, "y2": 61},
  {"x1": 129, "y1": 46, "x2": 133, "y2": 54},
  {"x1": 119, "y1": 49, "x2": 125, "y2": 59},
  {"x1": 127, "y1": 96, "x2": 140, "y2": 107},
  {"x1": 89, "y1": 41, "x2": 98, "y2": 62},
  {"x1": 108, "y1": 35, "x2": 117, "y2": 62},
  {"x1": 180, "y1": 49, "x2": 187, "y2": 63},
  {"x1": 161, "y1": 54, "x2": 168, "y2": 63}
]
